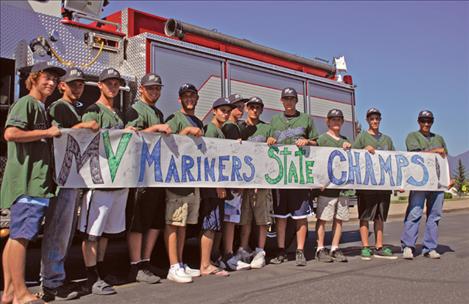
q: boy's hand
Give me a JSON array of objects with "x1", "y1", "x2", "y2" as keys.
[
  {"x1": 156, "y1": 124, "x2": 172, "y2": 134},
  {"x1": 216, "y1": 188, "x2": 227, "y2": 199},
  {"x1": 87, "y1": 120, "x2": 100, "y2": 132},
  {"x1": 296, "y1": 138, "x2": 309, "y2": 147},
  {"x1": 266, "y1": 137, "x2": 277, "y2": 146},
  {"x1": 365, "y1": 145, "x2": 375, "y2": 154},
  {"x1": 47, "y1": 125, "x2": 61, "y2": 138},
  {"x1": 342, "y1": 142, "x2": 352, "y2": 150},
  {"x1": 125, "y1": 126, "x2": 138, "y2": 132}
]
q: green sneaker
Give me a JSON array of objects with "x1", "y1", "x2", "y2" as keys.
[
  {"x1": 361, "y1": 247, "x2": 372, "y2": 261},
  {"x1": 374, "y1": 247, "x2": 398, "y2": 260}
]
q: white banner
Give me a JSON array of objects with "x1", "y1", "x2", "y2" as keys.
[{"x1": 53, "y1": 129, "x2": 450, "y2": 191}]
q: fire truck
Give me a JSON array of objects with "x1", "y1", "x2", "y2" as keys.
[{"x1": 0, "y1": 0, "x2": 357, "y2": 240}]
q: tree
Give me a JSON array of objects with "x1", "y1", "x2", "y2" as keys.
[{"x1": 453, "y1": 159, "x2": 467, "y2": 197}]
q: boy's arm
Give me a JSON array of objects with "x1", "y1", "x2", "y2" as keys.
[{"x1": 4, "y1": 126, "x2": 60, "y2": 142}]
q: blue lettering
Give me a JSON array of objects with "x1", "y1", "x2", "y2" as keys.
[
  {"x1": 407, "y1": 155, "x2": 429, "y2": 186},
  {"x1": 196, "y1": 156, "x2": 202, "y2": 181},
  {"x1": 139, "y1": 138, "x2": 163, "y2": 183},
  {"x1": 363, "y1": 153, "x2": 377, "y2": 185},
  {"x1": 204, "y1": 158, "x2": 216, "y2": 182},
  {"x1": 243, "y1": 156, "x2": 255, "y2": 182},
  {"x1": 347, "y1": 151, "x2": 362, "y2": 185},
  {"x1": 378, "y1": 155, "x2": 395, "y2": 186},
  {"x1": 165, "y1": 155, "x2": 180, "y2": 183},
  {"x1": 181, "y1": 155, "x2": 195, "y2": 182},
  {"x1": 328, "y1": 150, "x2": 347, "y2": 185},
  {"x1": 395, "y1": 154, "x2": 410, "y2": 186},
  {"x1": 218, "y1": 155, "x2": 230, "y2": 182},
  {"x1": 231, "y1": 156, "x2": 243, "y2": 181}
]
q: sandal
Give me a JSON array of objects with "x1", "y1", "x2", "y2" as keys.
[
  {"x1": 201, "y1": 267, "x2": 230, "y2": 277},
  {"x1": 24, "y1": 298, "x2": 46, "y2": 304},
  {"x1": 92, "y1": 279, "x2": 116, "y2": 295}
]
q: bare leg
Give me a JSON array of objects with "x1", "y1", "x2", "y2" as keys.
[
  {"x1": 127, "y1": 232, "x2": 143, "y2": 263},
  {"x1": 240, "y1": 224, "x2": 251, "y2": 250},
  {"x1": 200, "y1": 231, "x2": 216, "y2": 273},
  {"x1": 257, "y1": 225, "x2": 267, "y2": 249},
  {"x1": 316, "y1": 220, "x2": 326, "y2": 248},
  {"x1": 360, "y1": 220, "x2": 370, "y2": 247},
  {"x1": 97, "y1": 237, "x2": 108, "y2": 262},
  {"x1": 295, "y1": 219, "x2": 308, "y2": 250},
  {"x1": 223, "y1": 222, "x2": 235, "y2": 255},
  {"x1": 275, "y1": 218, "x2": 287, "y2": 249},
  {"x1": 82, "y1": 240, "x2": 98, "y2": 267},
  {"x1": 374, "y1": 219, "x2": 384, "y2": 248},
  {"x1": 142, "y1": 229, "x2": 160, "y2": 260},
  {"x1": 164, "y1": 224, "x2": 179, "y2": 266},
  {"x1": 176, "y1": 227, "x2": 186, "y2": 263},
  {"x1": 2, "y1": 240, "x2": 14, "y2": 304},
  {"x1": 331, "y1": 219, "x2": 343, "y2": 248},
  {"x1": 8, "y1": 239, "x2": 37, "y2": 303}
]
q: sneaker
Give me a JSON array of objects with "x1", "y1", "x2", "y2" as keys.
[
  {"x1": 295, "y1": 249, "x2": 307, "y2": 266},
  {"x1": 374, "y1": 247, "x2": 398, "y2": 260},
  {"x1": 315, "y1": 248, "x2": 333, "y2": 263},
  {"x1": 250, "y1": 249, "x2": 266, "y2": 269},
  {"x1": 236, "y1": 247, "x2": 253, "y2": 263},
  {"x1": 331, "y1": 248, "x2": 348, "y2": 262},
  {"x1": 226, "y1": 253, "x2": 251, "y2": 271},
  {"x1": 423, "y1": 250, "x2": 441, "y2": 259},
  {"x1": 167, "y1": 266, "x2": 193, "y2": 283},
  {"x1": 183, "y1": 264, "x2": 201, "y2": 277},
  {"x1": 136, "y1": 269, "x2": 160, "y2": 284},
  {"x1": 269, "y1": 251, "x2": 288, "y2": 264},
  {"x1": 42, "y1": 284, "x2": 79, "y2": 301},
  {"x1": 402, "y1": 247, "x2": 414, "y2": 260},
  {"x1": 361, "y1": 247, "x2": 373, "y2": 261}
]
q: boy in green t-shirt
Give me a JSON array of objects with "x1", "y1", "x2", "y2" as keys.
[
  {"x1": 238, "y1": 97, "x2": 274, "y2": 269},
  {"x1": 267, "y1": 87, "x2": 318, "y2": 267},
  {"x1": 164, "y1": 83, "x2": 204, "y2": 283},
  {"x1": 1, "y1": 62, "x2": 65, "y2": 304},
  {"x1": 199, "y1": 97, "x2": 237, "y2": 277},
  {"x1": 401, "y1": 110, "x2": 450, "y2": 260},
  {"x1": 125, "y1": 73, "x2": 171, "y2": 285},
  {"x1": 353, "y1": 108, "x2": 397, "y2": 261},
  {"x1": 41, "y1": 67, "x2": 99, "y2": 301},
  {"x1": 78, "y1": 68, "x2": 133, "y2": 295},
  {"x1": 316, "y1": 109, "x2": 351, "y2": 263}
]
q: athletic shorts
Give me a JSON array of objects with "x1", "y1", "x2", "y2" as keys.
[
  {"x1": 357, "y1": 190, "x2": 391, "y2": 222},
  {"x1": 224, "y1": 190, "x2": 242, "y2": 224},
  {"x1": 316, "y1": 196, "x2": 349, "y2": 222},
  {"x1": 199, "y1": 198, "x2": 224, "y2": 232},
  {"x1": 165, "y1": 189, "x2": 200, "y2": 227},
  {"x1": 10, "y1": 196, "x2": 49, "y2": 241},
  {"x1": 240, "y1": 189, "x2": 273, "y2": 226},
  {"x1": 126, "y1": 188, "x2": 166, "y2": 233},
  {"x1": 272, "y1": 189, "x2": 313, "y2": 220},
  {"x1": 78, "y1": 189, "x2": 129, "y2": 240}
]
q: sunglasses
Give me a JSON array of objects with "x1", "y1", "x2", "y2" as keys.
[{"x1": 419, "y1": 119, "x2": 433, "y2": 124}]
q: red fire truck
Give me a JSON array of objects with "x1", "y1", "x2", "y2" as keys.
[{"x1": 0, "y1": 0, "x2": 357, "y2": 239}]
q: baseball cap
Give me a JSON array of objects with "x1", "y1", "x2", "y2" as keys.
[
  {"x1": 179, "y1": 83, "x2": 198, "y2": 97},
  {"x1": 327, "y1": 108, "x2": 344, "y2": 118},
  {"x1": 31, "y1": 61, "x2": 66, "y2": 76},
  {"x1": 212, "y1": 97, "x2": 236, "y2": 109},
  {"x1": 246, "y1": 96, "x2": 264, "y2": 107},
  {"x1": 141, "y1": 73, "x2": 163, "y2": 87},
  {"x1": 366, "y1": 107, "x2": 381, "y2": 118},
  {"x1": 418, "y1": 110, "x2": 434, "y2": 120},
  {"x1": 61, "y1": 67, "x2": 85, "y2": 83},
  {"x1": 281, "y1": 87, "x2": 298, "y2": 99},
  {"x1": 99, "y1": 68, "x2": 125, "y2": 85},
  {"x1": 228, "y1": 93, "x2": 249, "y2": 104}
]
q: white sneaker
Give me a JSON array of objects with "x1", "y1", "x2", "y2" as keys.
[
  {"x1": 424, "y1": 250, "x2": 441, "y2": 259},
  {"x1": 250, "y1": 248, "x2": 266, "y2": 269},
  {"x1": 183, "y1": 264, "x2": 201, "y2": 277},
  {"x1": 402, "y1": 247, "x2": 414, "y2": 260},
  {"x1": 167, "y1": 266, "x2": 193, "y2": 283},
  {"x1": 226, "y1": 254, "x2": 251, "y2": 271},
  {"x1": 236, "y1": 247, "x2": 253, "y2": 263}
]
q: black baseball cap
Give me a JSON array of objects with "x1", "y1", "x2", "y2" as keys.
[
  {"x1": 179, "y1": 83, "x2": 198, "y2": 97},
  {"x1": 31, "y1": 61, "x2": 66, "y2": 76},
  {"x1": 246, "y1": 96, "x2": 264, "y2": 107},
  {"x1": 141, "y1": 73, "x2": 163, "y2": 87},
  {"x1": 228, "y1": 93, "x2": 249, "y2": 104},
  {"x1": 418, "y1": 110, "x2": 434, "y2": 120},
  {"x1": 212, "y1": 97, "x2": 236, "y2": 109},
  {"x1": 327, "y1": 108, "x2": 344, "y2": 118},
  {"x1": 61, "y1": 67, "x2": 85, "y2": 83},
  {"x1": 99, "y1": 68, "x2": 125, "y2": 85},
  {"x1": 366, "y1": 107, "x2": 381, "y2": 118},
  {"x1": 281, "y1": 87, "x2": 298, "y2": 99}
]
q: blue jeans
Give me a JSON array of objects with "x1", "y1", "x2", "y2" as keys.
[
  {"x1": 41, "y1": 189, "x2": 81, "y2": 289},
  {"x1": 400, "y1": 191, "x2": 444, "y2": 254}
]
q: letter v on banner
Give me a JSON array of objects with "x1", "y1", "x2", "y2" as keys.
[{"x1": 102, "y1": 130, "x2": 133, "y2": 182}]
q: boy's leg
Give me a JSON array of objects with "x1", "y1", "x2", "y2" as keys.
[
  {"x1": 359, "y1": 220, "x2": 370, "y2": 247},
  {"x1": 142, "y1": 229, "x2": 160, "y2": 260},
  {"x1": 223, "y1": 222, "x2": 236, "y2": 255},
  {"x1": 257, "y1": 225, "x2": 267, "y2": 249},
  {"x1": 9, "y1": 238, "x2": 38, "y2": 303},
  {"x1": 240, "y1": 224, "x2": 252, "y2": 250},
  {"x1": 127, "y1": 232, "x2": 143, "y2": 263},
  {"x1": 295, "y1": 218, "x2": 308, "y2": 251},
  {"x1": 2, "y1": 239, "x2": 14, "y2": 303},
  {"x1": 374, "y1": 219, "x2": 384, "y2": 248},
  {"x1": 401, "y1": 191, "x2": 426, "y2": 250},
  {"x1": 176, "y1": 227, "x2": 186, "y2": 263},
  {"x1": 331, "y1": 219, "x2": 343, "y2": 248},
  {"x1": 422, "y1": 191, "x2": 444, "y2": 255},
  {"x1": 316, "y1": 220, "x2": 326, "y2": 248},
  {"x1": 165, "y1": 224, "x2": 179, "y2": 266},
  {"x1": 200, "y1": 230, "x2": 215, "y2": 272},
  {"x1": 275, "y1": 218, "x2": 287, "y2": 250}
]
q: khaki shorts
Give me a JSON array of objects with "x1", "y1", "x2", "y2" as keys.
[
  {"x1": 239, "y1": 189, "x2": 273, "y2": 226},
  {"x1": 316, "y1": 196, "x2": 349, "y2": 222},
  {"x1": 165, "y1": 189, "x2": 200, "y2": 227}
]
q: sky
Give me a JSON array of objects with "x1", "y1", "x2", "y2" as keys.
[{"x1": 105, "y1": 1, "x2": 469, "y2": 155}]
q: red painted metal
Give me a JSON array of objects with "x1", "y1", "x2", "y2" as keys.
[{"x1": 61, "y1": 19, "x2": 126, "y2": 37}]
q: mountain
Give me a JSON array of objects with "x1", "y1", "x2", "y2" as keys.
[{"x1": 448, "y1": 150, "x2": 469, "y2": 178}]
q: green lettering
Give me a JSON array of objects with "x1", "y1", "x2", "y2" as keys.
[
  {"x1": 295, "y1": 148, "x2": 306, "y2": 184},
  {"x1": 305, "y1": 160, "x2": 315, "y2": 184},
  {"x1": 102, "y1": 131, "x2": 133, "y2": 182},
  {"x1": 279, "y1": 147, "x2": 292, "y2": 185},
  {"x1": 264, "y1": 146, "x2": 283, "y2": 185},
  {"x1": 287, "y1": 160, "x2": 299, "y2": 184}
]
